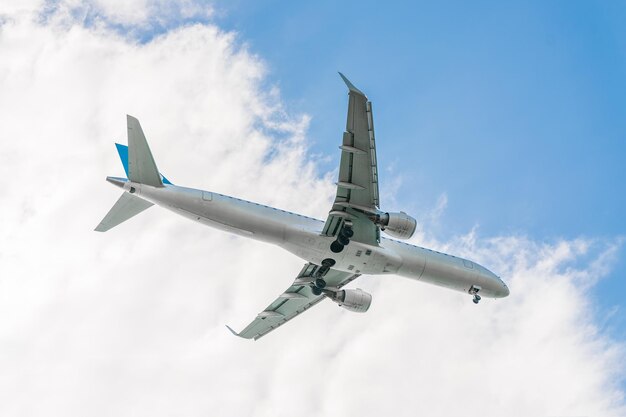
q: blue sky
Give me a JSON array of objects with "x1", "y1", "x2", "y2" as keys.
[{"x1": 213, "y1": 0, "x2": 626, "y2": 337}]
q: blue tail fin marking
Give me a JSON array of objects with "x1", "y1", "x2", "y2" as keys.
[
  {"x1": 115, "y1": 143, "x2": 172, "y2": 185},
  {"x1": 115, "y1": 143, "x2": 130, "y2": 178}
]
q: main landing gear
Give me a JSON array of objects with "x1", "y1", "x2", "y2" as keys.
[
  {"x1": 330, "y1": 223, "x2": 354, "y2": 253},
  {"x1": 311, "y1": 258, "x2": 335, "y2": 296},
  {"x1": 469, "y1": 285, "x2": 482, "y2": 304},
  {"x1": 314, "y1": 278, "x2": 326, "y2": 290}
]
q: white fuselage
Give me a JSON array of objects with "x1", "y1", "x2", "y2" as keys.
[{"x1": 117, "y1": 179, "x2": 509, "y2": 299}]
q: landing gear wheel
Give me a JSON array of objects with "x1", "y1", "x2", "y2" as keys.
[
  {"x1": 337, "y1": 234, "x2": 350, "y2": 246},
  {"x1": 316, "y1": 266, "x2": 329, "y2": 277},
  {"x1": 315, "y1": 278, "x2": 326, "y2": 289},
  {"x1": 330, "y1": 241, "x2": 344, "y2": 253},
  {"x1": 311, "y1": 286, "x2": 322, "y2": 296},
  {"x1": 321, "y1": 258, "x2": 336, "y2": 268},
  {"x1": 473, "y1": 294, "x2": 481, "y2": 304},
  {"x1": 340, "y1": 227, "x2": 354, "y2": 238}
]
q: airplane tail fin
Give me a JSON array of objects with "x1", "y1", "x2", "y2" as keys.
[
  {"x1": 115, "y1": 115, "x2": 172, "y2": 185},
  {"x1": 94, "y1": 115, "x2": 171, "y2": 232},
  {"x1": 125, "y1": 115, "x2": 163, "y2": 187}
]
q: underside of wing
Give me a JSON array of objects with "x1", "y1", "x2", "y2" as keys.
[
  {"x1": 322, "y1": 73, "x2": 381, "y2": 246},
  {"x1": 227, "y1": 263, "x2": 359, "y2": 340},
  {"x1": 94, "y1": 192, "x2": 153, "y2": 232}
]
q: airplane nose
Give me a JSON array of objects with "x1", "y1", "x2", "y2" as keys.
[
  {"x1": 476, "y1": 265, "x2": 510, "y2": 298},
  {"x1": 498, "y1": 281, "x2": 510, "y2": 298}
]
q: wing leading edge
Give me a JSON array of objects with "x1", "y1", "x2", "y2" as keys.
[{"x1": 227, "y1": 263, "x2": 359, "y2": 340}]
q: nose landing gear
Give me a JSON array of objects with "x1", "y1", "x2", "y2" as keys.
[{"x1": 469, "y1": 285, "x2": 482, "y2": 304}]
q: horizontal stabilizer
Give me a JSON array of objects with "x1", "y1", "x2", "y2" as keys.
[{"x1": 94, "y1": 192, "x2": 153, "y2": 232}]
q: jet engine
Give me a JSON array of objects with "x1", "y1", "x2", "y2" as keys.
[
  {"x1": 329, "y1": 288, "x2": 372, "y2": 313},
  {"x1": 379, "y1": 211, "x2": 417, "y2": 239}
]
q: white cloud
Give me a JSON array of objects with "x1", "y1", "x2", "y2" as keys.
[
  {"x1": 1, "y1": 0, "x2": 213, "y2": 38},
  {"x1": 0, "y1": 0, "x2": 44, "y2": 19},
  {"x1": 88, "y1": 0, "x2": 213, "y2": 26},
  {"x1": 0, "y1": 3, "x2": 624, "y2": 417}
]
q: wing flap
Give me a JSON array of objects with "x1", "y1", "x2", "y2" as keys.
[{"x1": 340, "y1": 93, "x2": 379, "y2": 208}]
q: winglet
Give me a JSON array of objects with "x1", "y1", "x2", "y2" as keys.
[
  {"x1": 338, "y1": 72, "x2": 366, "y2": 97},
  {"x1": 225, "y1": 325, "x2": 242, "y2": 338}
]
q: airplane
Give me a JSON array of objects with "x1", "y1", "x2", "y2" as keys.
[{"x1": 95, "y1": 73, "x2": 509, "y2": 340}]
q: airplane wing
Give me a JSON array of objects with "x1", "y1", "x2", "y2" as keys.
[
  {"x1": 322, "y1": 73, "x2": 381, "y2": 246},
  {"x1": 227, "y1": 263, "x2": 360, "y2": 340},
  {"x1": 227, "y1": 75, "x2": 376, "y2": 340}
]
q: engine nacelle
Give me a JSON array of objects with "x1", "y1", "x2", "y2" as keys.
[
  {"x1": 380, "y1": 211, "x2": 417, "y2": 239},
  {"x1": 331, "y1": 288, "x2": 372, "y2": 313}
]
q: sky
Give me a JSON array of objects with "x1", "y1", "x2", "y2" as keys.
[
  {"x1": 215, "y1": 0, "x2": 626, "y2": 343},
  {"x1": 0, "y1": 1, "x2": 624, "y2": 416}
]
